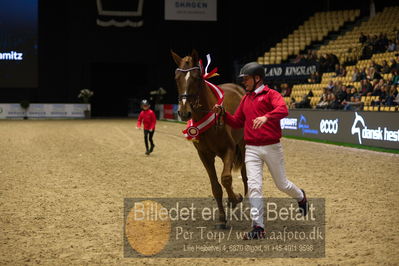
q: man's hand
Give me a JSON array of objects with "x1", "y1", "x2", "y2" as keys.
[
  {"x1": 212, "y1": 104, "x2": 223, "y2": 115},
  {"x1": 252, "y1": 116, "x2": 268, "y2": 129},
  {"x1": 136, "y1": 126, "x2": 141, "y2": 130}
]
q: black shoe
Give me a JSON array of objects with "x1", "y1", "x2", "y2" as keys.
[
  {"x1": 145, "y1": 150, "x2": 150, "y2": 155},
  {"x1": 243, "y1": 226, "x2": 265, "y2": 240},
  {"x1": 149, "y1": 144, "x2": 155, "y2": 153},
  {"x1": 298, "y1": 189, "x2": 308, "y2": 216}
]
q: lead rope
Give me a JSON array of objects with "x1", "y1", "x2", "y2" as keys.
[{"x1": 215, "y1": 105, "x2": 225, "y2": 128}]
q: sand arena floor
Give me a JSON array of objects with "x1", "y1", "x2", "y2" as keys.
[{"x1": 0, "y1": 119, "x2": 398, "y2": 265}]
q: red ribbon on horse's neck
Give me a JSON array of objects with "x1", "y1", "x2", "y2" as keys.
[{"x1": 183, "y1": 56, "x2": 224, "y2": 142}]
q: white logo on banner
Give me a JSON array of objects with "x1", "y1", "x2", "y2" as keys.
[
  {"x1": 351, "y1": 112, "x2": 399, "y2": 144},
  {"x1": 265, "y1": 67, "x2": 283, "y2": 77},
  {"x1": 280, "y1": 118, "x2": 298, "y2": 130},
  {"x1": 96, "y1": 0, "x2": 144, "y2": 27},
  {"x1": 351, "y1": 112, "x2": 366, "y2": 144},
  {"x1": 164, "y1": 0, "x2": 217, "y2": 21},
  {"x1": 0, "y1": 51, "x2": 23, "y2": 60},
  {"x1": 320, "y1": 119, "x2": 339, "y2": 134}
]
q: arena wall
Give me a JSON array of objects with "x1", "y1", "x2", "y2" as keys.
[
  {"x1": 281, "y1": 110, "x2": 399, "y2": 150},
  {"x1": 157, "y1": 104, "x2": 399, "y2": 150}
]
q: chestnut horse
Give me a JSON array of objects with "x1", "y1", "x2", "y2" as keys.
[{"x1": 171, "y1": 50, "x2": 248, "y2": 228}]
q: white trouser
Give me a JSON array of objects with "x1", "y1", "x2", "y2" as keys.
[{"x1": 245, "y1": 143, "x2": 304, "y2": 229}]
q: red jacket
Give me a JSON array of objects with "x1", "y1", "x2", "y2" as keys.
[
  {"x1": 225, "y1": 85, "x2": 288, "y2": 146},
  {"x1": 137, "y1": 109, "x2": 156, "y2": 130}
]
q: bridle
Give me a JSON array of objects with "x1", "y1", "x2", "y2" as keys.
[
  {"x1": 175, "y1": 56, "x2": 225, "y2": 130},
  {"x1": 175, "y1": 66, "x2": 204, "y2": 110}
]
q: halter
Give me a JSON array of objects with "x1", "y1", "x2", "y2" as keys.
[
  {"x1": 175, "y1": 54, "x2": 219, "y2": 107},
  {"x1": 177, "y1": 55, "x2": 225, "y2": 142},
  {"x1": 175, "y1": 66, "x2": 200, "y2": 72}
]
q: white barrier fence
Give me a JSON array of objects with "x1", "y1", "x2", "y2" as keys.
[{"x1": 0, "y1": 103, "x2": 90, "y2": 119}]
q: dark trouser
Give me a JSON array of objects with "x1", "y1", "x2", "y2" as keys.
[{"x1": 144, "y1": 129, "x2": 155, "y2": 151}]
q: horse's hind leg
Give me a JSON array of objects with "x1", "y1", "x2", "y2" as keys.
[
  {"x1": 221, "y1": 149, "x2": 243, "y2": 209},
  {"x1": 197, "y1": 151, "x2": 227, "y2": 227},
  {"x1": 241, "y1": 163, "x2": 248, "y2": 196}
]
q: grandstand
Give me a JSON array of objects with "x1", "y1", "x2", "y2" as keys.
[
  {"x1": 258, "y1": 9, "x2": 361, "y2": 65},
  {"x1": 258, "y1": 6, "x2": 399, "y2": 112}
]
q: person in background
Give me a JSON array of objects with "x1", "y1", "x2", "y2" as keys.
[
  {"x1": 327, "y1": 91, "x2": 339, "y2": 109},
  {"x1": 378, "y1": 84, "x2": 389, "y2": 106},
  {"x1": 386, "y1": 40, "x2": 396, "y2": 52},
  {"x1": 385, "y1": 85, "x2": 398, "y2": 106},
  {"x1": 295, "y1": 91, "x2": 313, "y2": 109},
  {"x1": 360, "y1": 79, "x2": 373, "y2": 96},
  {"x1": 359, "y1": 32, "x2": 368, "y2": 44},
  {"x1": 391, "y1": 85, "x2": 399, "y2": 106},
  {"x1": 367, "y1": 67, "x2": 382, "y2": 81},
  {"x1": 352, "y1": 67, "x2": 361, "y2": 82},
  {"x1": 326, "y1": 80, "x2": 335, "y2": 91},
  {"x1": 389, "y1": 59, "x2": 398, "y2": 73},
  {"x1": 391, "y1": 69, "x2": 399, "y2": 85},
  {"x1": 335, "y1": 64, "x2": 346, "y2": 77},
  {"x1": 316, "y1": 88, "x2": 330, "y2": 109},
  {"x1": 394, "y1": 27, "x2": 399, "y2": 42},
  {"x1": 136, "y1": 99, "x2": 156, "y2": 155},
  {"x1": 371, "y1": 60, "x2": 382, "y2": 73},
  {"x1": 381, "y1": 60, "x2": 391, "y2": 74},
  {"x1": 359, "y1": 67, "x2": 368, "y2": 80},
  {"x1": 343, "y1": 88, "x2": 363, "y2": 111},
  {"x1": 280, "y1": 83, "x2": 291, "y2": 97},
  {"x1": 336, "y1": 85, "x2": 348, "y2": 109}
]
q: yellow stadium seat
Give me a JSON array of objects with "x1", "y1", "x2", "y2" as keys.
[{"x1": 371, "y1": 96, "x2": 379, "y2": 102}]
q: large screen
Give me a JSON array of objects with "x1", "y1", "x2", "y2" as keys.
[{"x1": 0, "y1": 0, "x2": 38, "y2": 88}]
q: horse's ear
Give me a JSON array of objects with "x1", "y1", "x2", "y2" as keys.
[
  {"x1": 171, "y1": 50, "x2": 182, "y2": 66},
  {"x1": 191, "y1": 49, "x2": 199, "y2": 64}
]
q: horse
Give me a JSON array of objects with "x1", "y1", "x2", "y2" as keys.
[{"x1": 171, "y1": 49, "x2": 248, "y2": 228}]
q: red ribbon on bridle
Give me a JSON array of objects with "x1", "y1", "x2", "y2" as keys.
[{"x1": 182, "y1": 55, "x2": 224, "y2": 142}]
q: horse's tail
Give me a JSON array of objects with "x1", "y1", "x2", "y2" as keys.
[
  {"x1": 232, "y1": 143, "x2": 244, "y2": 171},
  {"x1": 233, "y1": 141, "x2": 248, "y2": 196}
]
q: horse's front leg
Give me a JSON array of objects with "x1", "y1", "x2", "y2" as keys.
[
  {"x1": 221, "y1": 148, "x2": 243, "y2": 209},
  {"x1": 197, "y1": 151, "x2": 227, "y2": 228}
]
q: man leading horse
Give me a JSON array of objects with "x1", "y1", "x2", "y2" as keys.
[{"x1": 213, "y1": 61, "x2": 309, "y2": 240}]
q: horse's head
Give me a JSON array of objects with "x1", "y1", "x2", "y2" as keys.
[{"x1": 171, "y1": 49, "x2": 202, "y2": 121}]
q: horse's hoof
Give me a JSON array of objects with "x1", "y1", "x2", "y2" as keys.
[
  {"x1": 228, "y1": 193, "x2": 243, "y2": 209},
  {"x1": 215, "y1": 223, "x2": 230, "y2": 230},
  {"x1": 227, "y1": 200, "x2": 236, "y2": 209},
  {"x1": 237, "y1": 193, "x2": 243, "y2": 203}
]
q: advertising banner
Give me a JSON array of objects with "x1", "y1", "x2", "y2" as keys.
[
  {"x1": 163, "y1": 104, "x2": 175, "y2": 119},
  {"x1": 48, "y1": 104, "x2": 68, "y2": 118},
  {"x1": 158, "y1": 104, "x2": 181, "y2": 121},
  {"x1": 0, "y1": 0, "x2": 38, "y2": 87},
  {"x1": 263, "y1": 62, "x2": 319, "y2": 81},
  {"x1": 164, "y1": 0, "x2": 217, "y2": 21},
  {"x1": 281, "y1": 110, "x2": 399, "y2": 149},
  {"x1": 0, "y1": 103, "x2": 90, "y2": 119},
  {"x1": 0, "y1": 104, "x2": 25, "y2": 118},
  {"x1": 67, "y1": 104, "x2": 89, "y2": 118}
]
